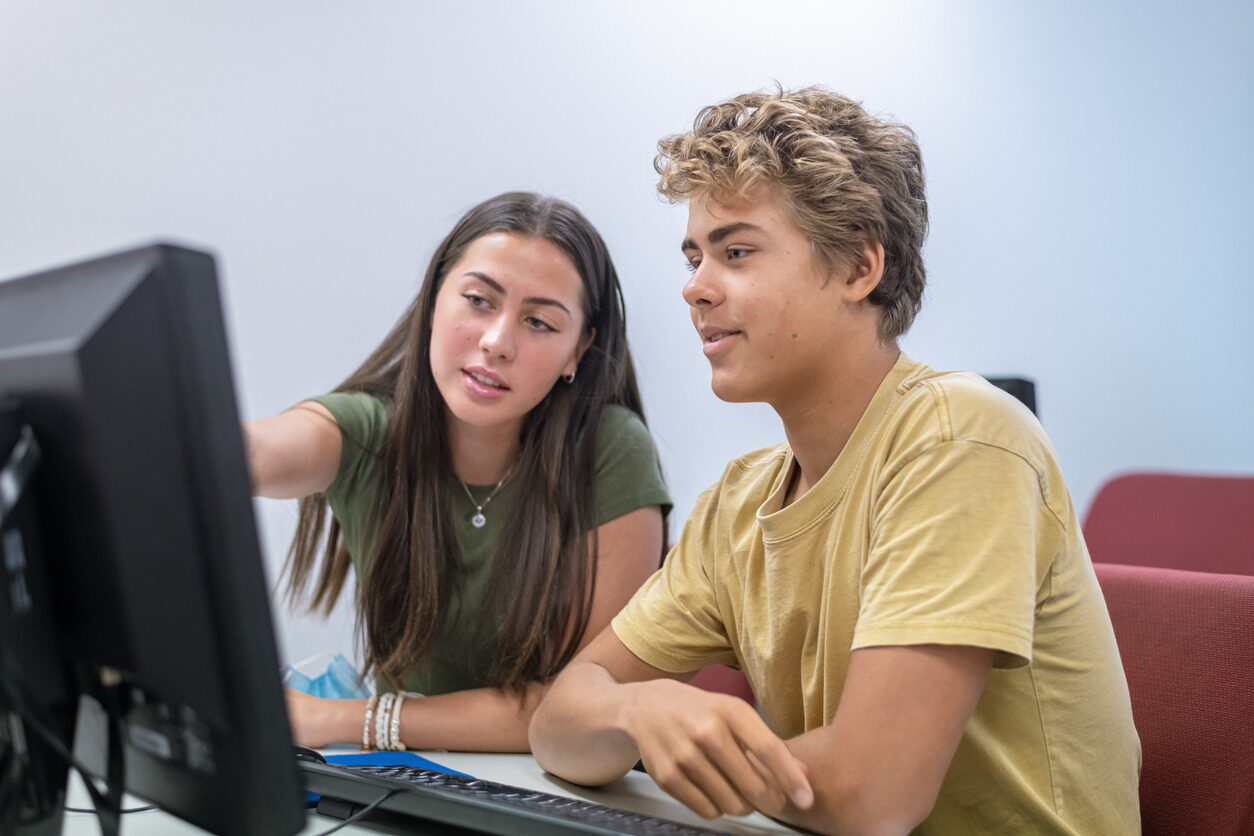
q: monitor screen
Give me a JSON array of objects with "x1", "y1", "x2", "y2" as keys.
[
  {"x1": 1, "y1": 395, "x2": 76, "y2": 835},
  {"x1": 0, "y1": 243, "x2": 305, "y2": 835}
]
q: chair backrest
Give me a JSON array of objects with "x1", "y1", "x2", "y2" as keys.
[
  {"x1": 1084, "y1": 472, "x2": 1254, "y2": 575},
  {"x1": 688, "y1": 664, "x2": 755, "y2": 705},
  {"x1": 1094, "y1": 562, "x2": 1254, "y2": 835}
]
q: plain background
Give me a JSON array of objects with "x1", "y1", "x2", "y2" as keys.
[{"x1": 3, "y1": 1, "x2": 1251, "y2": 669}]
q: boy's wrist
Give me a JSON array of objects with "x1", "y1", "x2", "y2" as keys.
[{"x1": 614, "y1": 679, "x2": 660, "y2": 740}]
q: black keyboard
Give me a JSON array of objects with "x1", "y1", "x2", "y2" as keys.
[{"x1": 299, "y1": 760, "x2": 732, "y2": 835}]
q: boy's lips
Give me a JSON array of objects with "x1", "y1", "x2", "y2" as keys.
[
  {"x1": 699, "y1": 326, "x2": 742, "y2": 357},
  {"x1": 699, "y1": 323, "x2": 741, "y2": 341}
]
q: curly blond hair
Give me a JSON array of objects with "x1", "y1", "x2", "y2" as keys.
[{"x1": 655, "y1": 86, "x2": 928, "y2": 341}]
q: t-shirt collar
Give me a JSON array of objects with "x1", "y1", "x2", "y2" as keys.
[{"x1": 756, "y1": 352, "x2": 924, "y2": 543}]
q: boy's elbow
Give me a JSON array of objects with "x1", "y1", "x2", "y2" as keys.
[{"x1": 801, "y1": 772, "x2": 938, "y2": 836}]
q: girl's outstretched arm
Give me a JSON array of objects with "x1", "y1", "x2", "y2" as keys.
[{"x1": 243, "y1": 401, "x2": 342, "y2": 499}]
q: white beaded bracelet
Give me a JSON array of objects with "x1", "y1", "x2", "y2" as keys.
[
  {"x1": 389, "y1": 692, "x2": 407, "y2": 751},
  {"x1": 384, "y1": 691, "x2": 423, "y2": 751},
  {"x1": 361, "y1": 694, "x2": 379, "y2": 749},
  {"x1": 375, "y1": 693, "x2": 395, "y2": 752}
]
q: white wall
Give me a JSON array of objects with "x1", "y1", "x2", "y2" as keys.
[{"x1": 3, "y1": 0, "x2": 1251, "y2": 668}]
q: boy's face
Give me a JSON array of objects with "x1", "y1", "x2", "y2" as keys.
[{"x1": 680, "y1": 188, "x2": 875, "y2": 409}]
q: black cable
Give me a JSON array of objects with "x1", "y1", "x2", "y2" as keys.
[
  {"x1": 3, "y1": 700, "x2": 103, "y2": 808},
  {"x1": 64, "y1": 805, "x2": 156, "y2": 815},
  {"x1": 0, "y1": 739, "x2": 16, "y2": 814},
  {"x1": 0, "y1": 676, "x2": 115, "y2": 827},
  {"x1": 96, "y1": 680, "x2": 126, "y2": 836},
  {"x1": 0, "y1": 754, "x2": 18, "y2": 829},
  {"x1": 310, "y1": 788, "x2": 402, "y2": 836}
]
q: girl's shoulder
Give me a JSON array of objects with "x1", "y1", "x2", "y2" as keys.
[
  {"x1": 306, "y1": 391, "x2": 392, "y2": 455},
  {"x1": 597, "y1": 402, "x2": 646, "y2": 432},
  {"x1": 591, "y1": 405, "x2": 672, "y2": 521},
  {"x1": 594, "y1": 404, "x2": 656, "y2": 459}
]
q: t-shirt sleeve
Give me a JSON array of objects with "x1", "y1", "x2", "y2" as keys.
[
  {"x1": 304, "y1": 391, "x2": 390, "y2": 511},
  {"x1": 854, "y1": 440, "x2": 1064, "y2": 669},
  {"x1": 611, "y1": 485, "x2": 735, "y2": 673},
  {"x1": 593, "y1": 406, "x2": 673, "y2": 526}
]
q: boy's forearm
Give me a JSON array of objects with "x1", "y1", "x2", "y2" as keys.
[
  {"x1": 529, "y1": 662, "x2": 641, "y2": 785},
  {"x1": 771, "y1": 645, "x2": 993, "y2": 835}
]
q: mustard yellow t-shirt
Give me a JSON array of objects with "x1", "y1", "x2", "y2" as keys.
[{"x1": 612, "y1": 354, "x2": 1141, "y2": 835}]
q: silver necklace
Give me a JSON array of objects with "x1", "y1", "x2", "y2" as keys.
[{"x1": 458, "y1": 476, "x2": 507, "y2": 528}]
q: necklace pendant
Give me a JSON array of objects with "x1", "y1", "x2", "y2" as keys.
[{"x1": 471, "y1": 511, "x2": 487, "y2": 528}]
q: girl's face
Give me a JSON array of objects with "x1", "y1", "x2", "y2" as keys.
[{"x1": 429, "y1": 232, "x2": 593, "y2": 440}]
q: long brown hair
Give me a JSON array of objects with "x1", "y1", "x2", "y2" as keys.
[{"x1": 284, "y1": 192, "x2": 656, "y2": 693}]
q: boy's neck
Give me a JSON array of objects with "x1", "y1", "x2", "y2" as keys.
[{"x1": 779, "y1": 340, "x2": 900, "y2": 506}]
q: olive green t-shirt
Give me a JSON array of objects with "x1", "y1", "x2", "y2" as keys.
[{"x1": 309, "y1": 392, "x2": 671, "y2": 695}]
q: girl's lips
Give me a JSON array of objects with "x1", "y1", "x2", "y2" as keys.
[{"x1": 463, "y1": 369, "x2": 509, "y2": 397}]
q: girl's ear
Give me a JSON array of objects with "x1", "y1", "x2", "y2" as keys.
[{"x1": 565, "y1": 328, "x2": 596, "y2": 377}]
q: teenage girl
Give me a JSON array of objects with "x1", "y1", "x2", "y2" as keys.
[{"x1": 245, "y1": 192, "x2": 670, "y2": 752}]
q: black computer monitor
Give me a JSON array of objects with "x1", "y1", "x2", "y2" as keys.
[
  {"x1": 0, "y1": 395, "x2": 75, "y2": 835},
  {"x1": 0, "y1": 244, "x2": 305, "y2": 835}
]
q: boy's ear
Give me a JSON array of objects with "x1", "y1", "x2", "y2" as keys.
[{"x1": 845, "y1": 237, "x2": 885, "y2": 303}]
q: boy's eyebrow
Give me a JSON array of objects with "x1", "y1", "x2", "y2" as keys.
[
  {"x1": 463, "y1": 271, "x2": 571, "y2": 315},
  {"x1": 680, "y1": 222, "x2": 765, "y2": 251}
]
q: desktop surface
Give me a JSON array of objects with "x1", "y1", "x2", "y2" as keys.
[{"x1": 61, "y1": 751, "x2": 795, "y2": 835}]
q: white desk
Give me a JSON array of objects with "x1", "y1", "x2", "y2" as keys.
[{"x1": 61, "y1": 750, "x2": 796, "y2": 834}]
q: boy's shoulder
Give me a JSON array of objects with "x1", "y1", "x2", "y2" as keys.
[
  {"x1": 703, "y1": 442, "x2": 793, "y2": 506},
  {"x1": 890, "y1": 363, "x2": 1054, "y2": 461},
  {"x1": 883, "y1": 361, "x2": 1069, "y2": 520},
  {"x1": 724, "y1": 442, "x2": 792, "y2": 480}
]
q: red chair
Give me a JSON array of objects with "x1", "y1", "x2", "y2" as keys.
[
  {"x1": 661, "y1": 541, "x2": 755, "y2": 705},
  {"x1": 689, "y1": 664, "x2": 755, "y2": 705},
  {"x1": 1094, "y1": 562, "x2": 1254, "y2": 834},
  {"x1": 1084, "y1": 472, "x2": 1254, "y2": 576}
]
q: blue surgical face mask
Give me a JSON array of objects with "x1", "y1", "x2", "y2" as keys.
[{"x1": 282, "y1": 653, "x2": 371, "y2": 699}]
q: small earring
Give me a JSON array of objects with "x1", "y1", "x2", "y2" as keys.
[{"x1": 564, "y1": 370, "x2": 576, "y2": 384}]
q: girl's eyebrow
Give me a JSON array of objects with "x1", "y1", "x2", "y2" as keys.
[{"x1": 464, "y1": 271, "x2": 571, "y2": 316}]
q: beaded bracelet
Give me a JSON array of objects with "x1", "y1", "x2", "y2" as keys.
[
  {"x1": 380, "y1": 691, "x2": 423, "y2": 751},
  {"x1": 388, "y1": 692, "x2": 408, "y2": 751},
  {"x1": 361, "y1": 694, "x2": 380, "y2": 749},
  {"x1": 375, "y1": 693, "x2": 395, "y2": 752}
]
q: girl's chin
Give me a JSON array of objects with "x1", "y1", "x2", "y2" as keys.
[{"x1": 442, "y1": 400, "x2": 529, "y2": 433}]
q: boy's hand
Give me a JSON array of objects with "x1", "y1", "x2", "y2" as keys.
[
  {"x1": 621, "y1": 679, "x2": 813, "y2": 819},
  {"x1": 530, "y1": 630, "x2": 811, "y2": 819}
]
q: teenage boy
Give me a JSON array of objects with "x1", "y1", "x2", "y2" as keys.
[{"x1": 529, "y1": 87, "x2": 1140, "y2": 835}]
